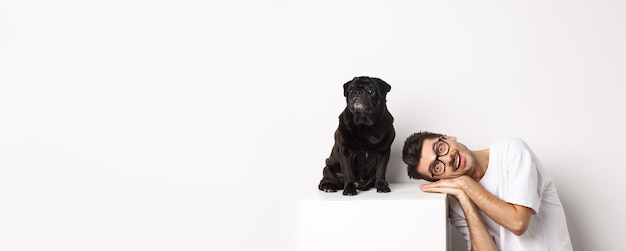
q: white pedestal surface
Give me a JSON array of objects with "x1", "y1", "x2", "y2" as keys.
[{"x1": 299, "y1": 182, "x2": 450, "y2": 251}]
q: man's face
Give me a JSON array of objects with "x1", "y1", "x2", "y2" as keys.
[{"x1": 416, "y1": 135, "x2": 474, "y2": 181}]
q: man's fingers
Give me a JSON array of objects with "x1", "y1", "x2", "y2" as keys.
[
  {"x1": 423, "y1": 187, "x2": 450, "y2": 194},
  {"x1": 421, "y1": 186, "x2": 460, "y2": 195},
  {"x1": 422, "y1": 179, "x2": 462, "y2": 189}
]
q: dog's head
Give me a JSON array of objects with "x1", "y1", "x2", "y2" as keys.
[{"x1": 343, "y1": 76, "x2": 391, "y2": 125}]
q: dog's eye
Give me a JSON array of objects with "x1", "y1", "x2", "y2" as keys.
[{"x1": 367, "y1": 89, "x2": 375, "y2": 94}]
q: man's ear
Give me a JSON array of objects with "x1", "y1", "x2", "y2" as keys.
[{"x1": 443, "y1": 135, "x2": 457, "y2": 141}]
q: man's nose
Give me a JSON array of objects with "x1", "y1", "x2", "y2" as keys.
[{"x1": 440, "y1": 154, "x2": 454, "y2": 168}]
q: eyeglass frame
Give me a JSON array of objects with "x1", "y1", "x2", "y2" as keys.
[{"x1": 430, "y1": 136, "x2": 450, "y2": 179}]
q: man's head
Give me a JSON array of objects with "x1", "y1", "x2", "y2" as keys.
[
  {"x1": 403, "y1": 131, "x2": 442, "y2": 181},
  {"x1": 402, "y1": 131, "x2": 474, "y2": 182}
]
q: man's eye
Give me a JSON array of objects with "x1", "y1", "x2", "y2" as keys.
[
  {"x1": 437, "y1": 146, "x2": 444, "y2": 153},
  {"x1": 433, "y1": 164, "x2": 441, "y2": 171}
]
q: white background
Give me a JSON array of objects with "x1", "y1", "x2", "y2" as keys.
[{"x1": 1, "y1": 0, "x2": 625, "y2": 250}]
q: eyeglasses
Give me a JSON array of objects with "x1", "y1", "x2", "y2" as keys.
[{"x1": 430, "y1": 136, "x2": 450, "y2": 178}]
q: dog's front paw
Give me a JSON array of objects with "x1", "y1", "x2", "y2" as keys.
[
  {"x1": 318, "y1": 181, "x2": 339, "y2": 193},
  {"x1": 342, "y1": 183, "x2": 357, "y2": 196},
  {"x1": 375, "y1": 180, "x2": 391, "y2": 193}
]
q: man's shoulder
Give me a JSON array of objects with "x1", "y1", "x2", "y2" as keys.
[
  {"x1": 490, "y1": 137, "x2": 534, "y2": 161},
  {"x1": 492, "y1": 137, "x2": 526, "y2": 150}
]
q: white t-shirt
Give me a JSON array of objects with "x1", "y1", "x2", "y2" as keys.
[{"x1": 449, "y1": 138, "x2": 573, "y2": 250}]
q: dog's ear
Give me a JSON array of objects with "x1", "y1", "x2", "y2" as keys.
[
  {"x1": 373, "y1": 78, "x2": 391, "y2": 95},
  {"x1": 343, "y1": 77, "x2": 358, "y2": 97},
  {"x1": 377, "y1": 78, "x2": 391, "y2": 93}
]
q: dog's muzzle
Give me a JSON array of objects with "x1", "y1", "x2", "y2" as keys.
[{"x1": 352, "y1": 97, "x2": 368, "y2": 112}]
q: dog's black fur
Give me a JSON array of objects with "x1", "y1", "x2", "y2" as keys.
[{"x1": 318, "y1": 76, "x2": 395, "y2": 195}]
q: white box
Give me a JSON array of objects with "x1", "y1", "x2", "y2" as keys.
[{"x1": 299, "y1": 182, "x2": 449, "y2": 251}]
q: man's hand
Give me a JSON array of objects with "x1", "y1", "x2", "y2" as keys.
[{"x1": 420, "y1": 176, "x2": 471, "y2": 198}]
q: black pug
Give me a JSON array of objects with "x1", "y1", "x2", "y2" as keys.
[{"x1": 318, "y1": 76, "x2": 395, "y2": 196}]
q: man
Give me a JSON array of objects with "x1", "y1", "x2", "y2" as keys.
[{"x1": 402, "y1": 131, "x2": 572, "y2": 250}]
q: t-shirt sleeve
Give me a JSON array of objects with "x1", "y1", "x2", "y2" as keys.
[{"x1": 504, "y1": 138, "x2": 541, "y2": 213}]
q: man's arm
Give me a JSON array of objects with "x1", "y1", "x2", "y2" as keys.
[
  {"x1": 422, "y1": 176, "x2": 533, "y2": 235},
  {"x1": 454, "y1": 191, "x2": 499, "y2": 251}
]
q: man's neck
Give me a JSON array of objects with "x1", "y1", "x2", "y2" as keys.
[{"x1": 469, "y1": 149, "x2": 490, "y2": 181}]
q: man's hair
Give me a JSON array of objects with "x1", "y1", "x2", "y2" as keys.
[{"x1": 402, "y1": 131, "x2": 443, "y2": 182}]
